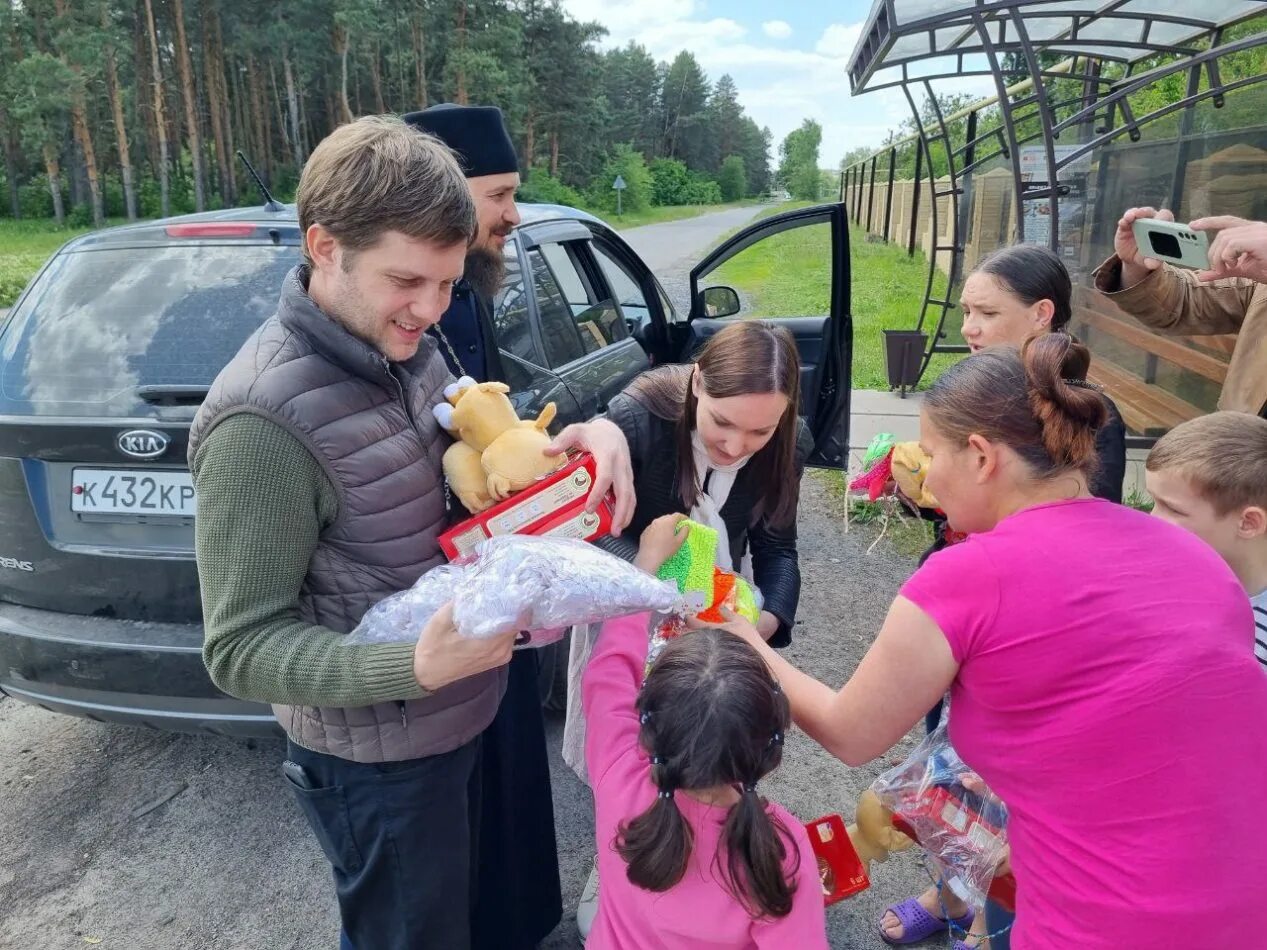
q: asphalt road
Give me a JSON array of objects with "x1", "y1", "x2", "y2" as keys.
[
  {"x1": 617, "y1": 203, "x2": 770, "y2": 276},
  {"x1": 0, "y1": 204, "x2": 931, "y2": 949}
]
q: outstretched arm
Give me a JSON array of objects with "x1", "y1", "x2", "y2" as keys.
[{"x1": 721, "y1": 596, "x2": 957, "y2": 767}]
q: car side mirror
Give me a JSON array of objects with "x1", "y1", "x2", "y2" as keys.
[{"x1": 699, "y1": 286, "x2": 740, "y2": 319}]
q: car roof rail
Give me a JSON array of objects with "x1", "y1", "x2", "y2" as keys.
[{"x1": 237, "y1": 150, "x2": 285, "y2": 213}]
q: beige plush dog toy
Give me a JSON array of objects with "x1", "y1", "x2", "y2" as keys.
[
  {"x1": 432, "y1": 376, "x2": 566, "y2": 513},
  {"x1": 848, "y1": 788, "x2": 915, "y2": 871}
]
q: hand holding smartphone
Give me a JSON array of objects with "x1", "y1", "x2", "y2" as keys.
[{"x1": 1130, "y1": 216, "x2": 1211, "y2": 270}]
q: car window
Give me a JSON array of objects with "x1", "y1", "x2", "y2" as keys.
[
  {"x1": 539, "y1": 244, "x2": 592, "y2": 317},
  {"x1": 493, "y1": 241, "x2": 544, "y2": 380},
  {"x1": 0, "y1": 245, "x2": 298, "y2": 416},
  {"x1": 591, "y1": 244, "x2": 652, "y2": 330},
  {"x1": 531, "y1": 243, "x2": 630, "y2": 369},
  {"x1": 529, "y1": 248, "x2": 588, "y2": 367}
]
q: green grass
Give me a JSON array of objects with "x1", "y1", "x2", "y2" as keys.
[
  {"x1": 0, "y1": 219, "x2": 136, "y2": 307},
  {"x1": 1124, "y1": 487, "x2": 1154, "y2": 513},
  {"x1": 814, "y1": 469, "x2": 934, "y2": 559},
  {"x1": 710, "y1": 203, "x2": 966, "y2": 390}
]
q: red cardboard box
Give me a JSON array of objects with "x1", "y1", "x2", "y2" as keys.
[
  {"x1": 439, "y1": 453, "x2": 613, "y2": 561},
  {"x1": 891, "y1": 790, "x2": 1017, "y2": 913},
  {"x1": 805, "y1": 814, "x2": 871, "y2": 905}
]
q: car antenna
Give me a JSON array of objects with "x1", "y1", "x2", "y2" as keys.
[{"x1": 237, "y1": 150, "x2": 284, "y2": 212}]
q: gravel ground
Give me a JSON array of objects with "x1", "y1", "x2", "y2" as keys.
[{"x1": 0, "y1": 475, "x2": 935, "y2": 950}]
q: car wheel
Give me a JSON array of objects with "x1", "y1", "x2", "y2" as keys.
[{"x1": 536, "y1": 631, "x2": 570, "y2": 714}]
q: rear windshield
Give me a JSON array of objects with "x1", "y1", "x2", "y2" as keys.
[{"x1": 0, "y1": 244, "x2": 299, "y2": 416}]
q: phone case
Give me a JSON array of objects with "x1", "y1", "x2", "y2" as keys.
[{"x1": 1132, "y1": 218, "x2": 1210, "y2": 270}]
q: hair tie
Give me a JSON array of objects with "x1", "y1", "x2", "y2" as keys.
[
  {"x1": 741, "y1": 782, "x2": 758, "y2": 794},
  {"x1": 639, "y1": 710, "x2": 652, "y2": 725},
  {"x1": 770, "y1": 731, "x2": 784, "y2": 747},
  {"x1": 1061, "y1": 378, "x2": 1102, "y2": 392},
  {"x1": 650, "y1": 754, "x2": 665, "y2": 766},
  {"x1": 770, "y1": 680, "x2": 783, "y2": 694},
  {"x1": 658, "y1": 788, "x2": 674, "y2": 800}
]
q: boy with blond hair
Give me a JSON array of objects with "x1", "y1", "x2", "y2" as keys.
[{"x1": 1146, "y1": 411, "x2": 1267, "y2": 669}]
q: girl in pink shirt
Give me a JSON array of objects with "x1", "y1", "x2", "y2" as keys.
[
  {"x1": 582, "y1": 516, "x2": 828, "y2": 950},
  {"x1": 723, "y1": 334, "x2": 1267, "y2": 949}
]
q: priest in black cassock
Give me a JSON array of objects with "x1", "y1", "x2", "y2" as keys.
[{"x1": 404, "y1": 103, "x2": 635, "y2": 949}]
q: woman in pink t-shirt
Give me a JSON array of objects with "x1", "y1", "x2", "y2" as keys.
[{"x1": 725, "y1": 334, "x2": 1267, "y2": 949}]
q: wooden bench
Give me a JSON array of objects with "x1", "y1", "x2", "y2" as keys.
[
  {"x1": 1087, "y1": 356, "x2": 1204, "y2": 436},
  {"x1": 1072, "y1": 308, "x2": 1228, "y2": 385},
  {"x1": 1069, "y1": 286, "x2": 1233, "y2": 436}
]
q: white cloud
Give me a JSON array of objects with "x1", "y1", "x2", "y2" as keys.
[
  {"x1": 816, "y1": 23, "x2": 864, "y2": 59},
  {"x1": 562, "y1": 0, "x2": 699, "y2": 46},
  {"x1": 557, "y1": 2, "x2": 1001, "y2": 166},
  {"x1": 637, "y1": 17, "x2": 747, "y2": 52}
]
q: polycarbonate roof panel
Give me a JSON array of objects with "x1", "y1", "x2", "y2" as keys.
[{"x1": 849, "y1": 0, "x2": 1265, "y2": 91}]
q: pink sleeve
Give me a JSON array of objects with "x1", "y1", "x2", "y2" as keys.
[
  {"x1": 751, "y1": 823, "x2": 829, "y2": 949},
  {"x1": 582, "y1": 612, "x2": 652, "y2": 786},
  {"x1": 899, "y1": 540, "x2": 1000, "y2": 664}
]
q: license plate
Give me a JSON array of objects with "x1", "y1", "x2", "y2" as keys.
[{"x1": 71, "y1": 468, "x2": 196, "y2": 517}]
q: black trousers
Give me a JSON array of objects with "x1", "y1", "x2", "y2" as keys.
[
  {"x1": 471, "y1": 650, "x2": 564, "y2": 950},
  {"x1": 284, "y1": 735, "x2": 482, "y2": 950}
]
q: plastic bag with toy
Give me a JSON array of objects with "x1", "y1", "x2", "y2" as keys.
[
  {"x1": 870, "y1": 718, "x2": 1009, "y2": 907},
  {"x1": 344, "y1": 535, "x2": 683, "y2": 649}
]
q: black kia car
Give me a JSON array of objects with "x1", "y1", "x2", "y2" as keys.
[{"x1": 0, "y1": 199, "x2": 851, "y2": 735}]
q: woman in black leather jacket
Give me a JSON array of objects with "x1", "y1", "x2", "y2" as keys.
[{"x1": 603, "y1": 320, "x2": 813, "y2": 647}]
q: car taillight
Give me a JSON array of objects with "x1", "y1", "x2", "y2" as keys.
[{"x1": 164, "y1": 223, "x2": 258, "y2": 238}]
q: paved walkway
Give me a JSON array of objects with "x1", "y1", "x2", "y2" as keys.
[{"x1": 850, "y1": 388, "x2": 921, "y2": 458}]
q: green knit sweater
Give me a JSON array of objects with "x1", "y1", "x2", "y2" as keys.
[{"x1": 192, "y1": 413, "x2": 427, "y2": 708}]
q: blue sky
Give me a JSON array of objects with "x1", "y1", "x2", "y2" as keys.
[{"x1": 561, "y1": 0, "x2": 998, "y2": 169}]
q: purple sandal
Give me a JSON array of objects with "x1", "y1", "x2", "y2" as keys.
[{"x1": 878, "y1": 898, "x2": 975, "y2": 946}]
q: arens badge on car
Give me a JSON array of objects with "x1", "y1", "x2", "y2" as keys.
[{"x1": 116, "y1": 429, "x2": 170, "y2": 460}]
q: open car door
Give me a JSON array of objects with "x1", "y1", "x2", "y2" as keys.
[{"x1": 684, "y1": 202, "x2": 851, "y2": 468}]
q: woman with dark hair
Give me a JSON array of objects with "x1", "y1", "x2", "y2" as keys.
[
  {"x1": 579, "y1": 515, "x2": 827, "y2": 948},
  {"x1": 881, "y1": 244, "x2": 1129, "y2": 947},
  {"x1": 721, "y1": 334, "x2": 1267, "y2": 950},
  {"x1": 934, "y1": 244, "x2": 1127, "y2": 550},
  {"x1": 604, "y1": 319, "x2": 812, "y2": 643}
]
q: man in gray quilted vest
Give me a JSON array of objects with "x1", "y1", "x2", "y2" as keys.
[{"x1": 189, "y1": 116, "x2": 616, "y2": 949}]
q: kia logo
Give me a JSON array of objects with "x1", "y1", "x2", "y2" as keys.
[{"x1": 116, "y1": 429, "x2": 170, "y2": 460}]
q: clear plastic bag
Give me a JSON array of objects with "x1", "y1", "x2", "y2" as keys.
[
  {"x1": 344, "y1": 535, "x2": 683, "y2": 649},
  {"x1": 870, "y1": 718, "x2": 1009, "y2": 907}
]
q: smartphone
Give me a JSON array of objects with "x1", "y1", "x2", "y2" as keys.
[
  {"x1": 282, "y1": 759, "x2": 315, "y2": 790},
  {"x1": 1132, "y1": 217, "x2": 1210, "y2": 270}
]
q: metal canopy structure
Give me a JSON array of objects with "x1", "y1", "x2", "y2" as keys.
[
  {"x1": 849, "y1": 0, "x2": 1265, "y2": 92},
  {"x1": 841, "y1": 0, "x2": 1267, "y2": 407}
]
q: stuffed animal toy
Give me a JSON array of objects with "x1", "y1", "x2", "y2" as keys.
[
  {"x1": 432, "y1": 376, "x2": 566, "y2": 514},
  {"x1": 655, "y1": 519, "x2": 761, "y2": 625},
  {"x1": 850, "y1": 433, "x2": 938, "y2": 512},
  {"x1": 891, "y1": 441, "x2": 938, "y2": 510},
  {"x1": 847, "y1": 788, "x2": 915, "y2": 872}
]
